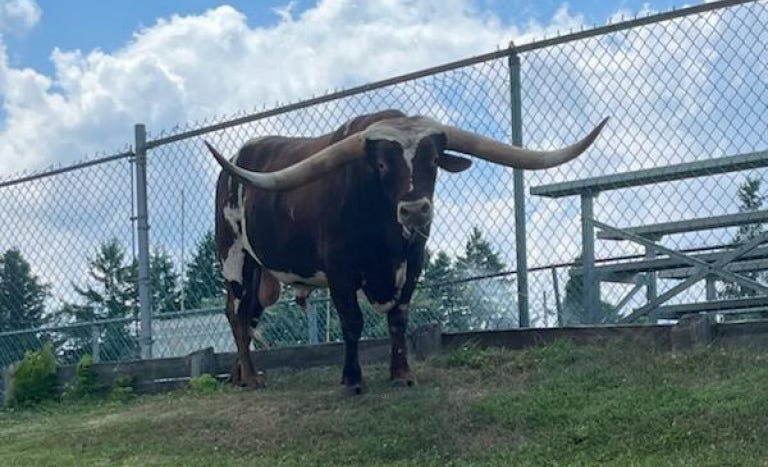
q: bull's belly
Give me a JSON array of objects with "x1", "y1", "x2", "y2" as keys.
[{"x1": 267, "y1": 269, "x2": 328, "y2": 287}]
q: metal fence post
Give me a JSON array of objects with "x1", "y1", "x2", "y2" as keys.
[
  {"x1": 134, "y1": 124, "x2": 153, "y2": 359},
  {"x1": 581, "y1": 193, "x2": 599, "y2": 322},
  {"x1": 551, "y1": 266, "x2": 563, "y2": 327},
  {"x1": 509, "y1": 47, "x2": 530, "y2": 328}
]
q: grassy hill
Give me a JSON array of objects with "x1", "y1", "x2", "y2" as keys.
[{"x1": 2, "y1": 340, "x2": 768, "y2": 466}]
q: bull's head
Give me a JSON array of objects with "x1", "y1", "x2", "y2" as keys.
[{"x1": 205, "y1": 115, "x2": 607, "y2": 237}]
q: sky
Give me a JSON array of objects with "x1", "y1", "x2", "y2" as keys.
[
  {"x1": 0, "y1": 0, "x2": 696, "y2": 175},
  {"x1": 3, "y1": 1, "x2": 687, "y2": 77},
  {"x1": 0, "y1": 0, "x2": 766, "y2": 322}
]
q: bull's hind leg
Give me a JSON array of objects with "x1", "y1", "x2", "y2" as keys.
[{"x1": 225, "y1": 259, "x2": 278, "y2": 388}]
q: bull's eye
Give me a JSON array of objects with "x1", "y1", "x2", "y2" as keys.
[{"x1": 378, "y1": 161, "x2": 386, "y2": 171}]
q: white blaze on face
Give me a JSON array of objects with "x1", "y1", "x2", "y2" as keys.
[{"x1": 363, "y1": 117, "x2": 443, "y2": 191}]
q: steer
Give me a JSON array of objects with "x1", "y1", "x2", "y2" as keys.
[{"x1": 205, "y1": 109, "x2": 607, "y2": 393}]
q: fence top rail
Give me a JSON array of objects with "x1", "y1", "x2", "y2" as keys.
[
  {"x1": 0, "y1": 150, "x2": 134, "y2": 190},
  {"x1": 530, "y1": 149, "x2": 768, "y2": 198}
]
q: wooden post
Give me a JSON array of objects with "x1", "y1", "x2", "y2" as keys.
[{"x1": 188, "y1": 347, "x2": 215, "y2": 378}]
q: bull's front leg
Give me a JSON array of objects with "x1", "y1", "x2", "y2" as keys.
[
  {"x1": 388, "y1": 252, "x2": 423, "y2": 387},
  {"x1": 387, "y1": 303, "x2": 413, "y2": 386},
  {"x1": 329, "y1": 282, "x2": 365, "y2": 395}
]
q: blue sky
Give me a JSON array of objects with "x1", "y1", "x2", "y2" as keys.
[{"x1": 4, "y1": 0, "x2": 684, "y2": 76}]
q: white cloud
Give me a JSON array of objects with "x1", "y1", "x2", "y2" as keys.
[
  {"x1": 0, "y1": 0, "x2": 587, "y2": 176},
  {"x1": 0, "y1": 0, "x2": 40, "y2": 34}
]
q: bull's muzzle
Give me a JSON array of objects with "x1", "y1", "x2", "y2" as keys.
[{"x1": 398, "y1": 198, "x2": 432, "y2": 229}]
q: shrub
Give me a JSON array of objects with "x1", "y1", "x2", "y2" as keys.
[
  {"x1": 4, "y1": 342, "x2": 58, "y2": 408},
  {"x1": 108, "y1": 375, "x2": 135, "y2": 402},
  {"x1": 62, "y1": 354, "x2": 99, "y2": 401},
  {"x1": 189, "y1": 373, "x2": 220, "y2": 394}
]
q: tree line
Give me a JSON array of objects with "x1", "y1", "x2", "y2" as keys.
[
  {"x1": 0, "y1": 226, "x2": 517, "y2": 362},
  {"x1": 0, "y1": 232, "x2": 224, "y2": 365},
  {"x1": 2, "y1": 175, "x2": 764, "y2": 365}
]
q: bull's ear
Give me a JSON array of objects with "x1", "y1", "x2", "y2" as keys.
[{"x1": 437, "y1": 152, "x2": 472, "y2": 173}]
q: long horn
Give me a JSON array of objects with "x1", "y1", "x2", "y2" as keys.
[
  {"x1": 441, "y1": 117, "x2": 609, "y2": 170},
  {"x1": 204, "y1": 134, "x2": 366, "y2": 191}
]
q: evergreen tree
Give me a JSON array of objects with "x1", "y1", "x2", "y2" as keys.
[
  {"x1": 455, "y1": 227, "x2": 517, "y2": 330},
  {"x1": 0, "y1": 248, "x2": 49, "y2": 331},
  {"x1": 720, "y1": 176, "x2": 766, "y2": 300},
  {"x1": 130, "y1": 249, "x2": 181, "y2": 314},
  {"x1": 63, "y1": 239, "x2": 138, "y2": 361},
  {"x1": 0, "y1": 248, "x2": 50, "y2": 366},
  {"x1": 183, "y1": 231, "x2": 224, "y2": 310},
  {"x1": 456, "y1": 227, "x2": 505, "y2": 274},
  {"x1": 412, "y1": 249, "x2": 470, "y2": 331}
]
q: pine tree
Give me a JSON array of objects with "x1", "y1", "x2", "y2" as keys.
[
  {"x1": 129, "y1": 249, "x2": 181, "y2": 314},
  {"x1": 183, "y1": 231, "x2": 224, "y2": 310},
  {"x1": 0, "y1": 248, "x2": 50, "y2": 366},
  {"x1": 412, "y1": 249, "x2": 470, "y2": 331},
  {"x1": 455, "y1": 227, "x2": 517, "y2": 330},
  {"x1": 455, "y1": 227, "x2": 505, "y2": 273},
  {"x1": 0, "y1": 248, "x2": 49, "y2": 331},
  {"x1": 63, "y1": 239, "x2": 138, "y2": 361}
]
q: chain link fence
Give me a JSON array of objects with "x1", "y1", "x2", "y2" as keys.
[{"x1": 1, "y1": 1, "x2": 766, "y2": 368}]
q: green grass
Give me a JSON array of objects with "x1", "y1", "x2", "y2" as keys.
[{"x1": 2, "y1": 340, "x2": 768, "y2": 466}]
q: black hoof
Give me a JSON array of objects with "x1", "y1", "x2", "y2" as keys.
[
  {"x1": 242, "y1": 373, "x2": 266, "y2": 389},
  {"x1": 392, "y1": 378, "x2": 415, "y2": 388},
  {"x1": 341, "y1": 383, "x2": 365, "y2": 396}
]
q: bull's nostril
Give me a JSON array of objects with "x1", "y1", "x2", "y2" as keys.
[
  {"x1": 420, "y1": 203, "x2": 430, "y2": 214},
  {"x1": 399, "y1": 206, "x2": 408, "y2": 217}
]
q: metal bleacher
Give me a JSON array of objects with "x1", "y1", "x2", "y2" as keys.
[{"x1": 531, "y1": 149, "x2": 768, "y2": 322}]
